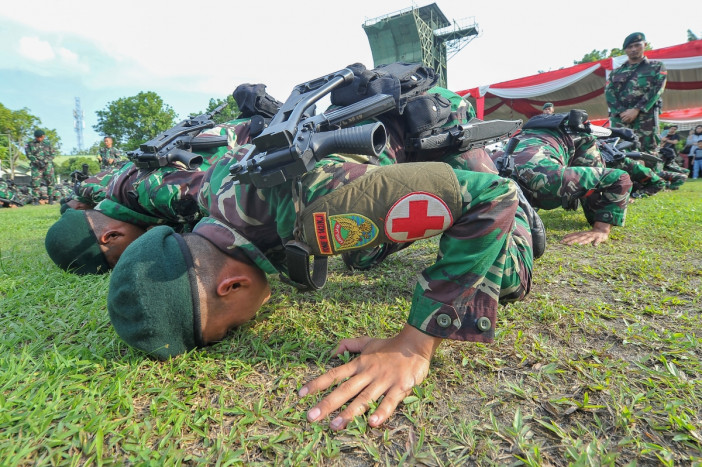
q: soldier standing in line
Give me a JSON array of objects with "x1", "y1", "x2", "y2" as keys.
[
  {"x1": 605, "y1": 32, "x2": 667, "y2": 153},
  {"x1": 97, "y1": 136, "x2": 124, "y2": 170},
  {"x1": 25, "y1": 129, "x2": 56, "y2": 204}
]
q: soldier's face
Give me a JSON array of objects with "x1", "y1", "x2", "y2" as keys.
[
  {"x1": 543, "y1": 107, "x2": 554, "y2": 115},
  {"x1": 36, "y1": 135, "x2": 45, "y2": 142},
  {"x1": 104, "y1": 138, "x2": 113, "y2": 148},
  {"x1": 625, "y1": 41, "x2": 645, "y2": 61}
]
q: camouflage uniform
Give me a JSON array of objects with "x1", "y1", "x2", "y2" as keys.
[
  {"x1": 25, "y1": 138, "x2": 56, "y2": 199},
  {"x1": 0, "y1": 179, "x2": 33, "y2": 206},
  {"x1": 503, "y1": 128, "x2": 632, "y2": 226},
  {"x1": 648, "y1": 158, "x2": 687, "y2": 190},
  {"x1": 92, "y1": 118, "x2": 254, "y2": 230},
  {"x1": 606, "y1": 156, "x2": 666, "y2": 198},
  {"x1": 195, "y1": 122, "x2": 534, "y2": 343},
  {"x1": 97, "y1": 145, "x2": 125, "y2": 170},
  {"x1": 605, "y1": 58, "x2": 667, "y2": 153}
]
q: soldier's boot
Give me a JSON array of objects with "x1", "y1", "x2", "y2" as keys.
[
  {"x1": 342, "y1": 242, "x2": 414, "y2": 271},
  {"x1": 515, "y1": 184, "x2": 546, "y2": 259},
  {"x1": 48, "y1": 194, "x2": 55, "y2": 205}
]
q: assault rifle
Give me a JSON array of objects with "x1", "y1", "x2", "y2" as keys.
[
  {"x1": 128, "y1": 103, "x2": 229, "y2": 169},
  {"x1": 69, "y1": 163, "x2": 90, "y2": 194},
  {"x1": 406, "y1": 118, "x2": 523, "y2": 152},
  {"x1": 229, "y1": 68, "x2": 395, "y2": 188}
]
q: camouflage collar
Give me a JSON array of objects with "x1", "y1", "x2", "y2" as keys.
[{"x1": 192, "y1": 217, "x2": 278, "y2": 275}]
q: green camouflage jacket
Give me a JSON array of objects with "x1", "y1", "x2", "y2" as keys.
[
  {"x1": 605, "y1": 58, "x2": 667, "y2": 116},
  {"x1": 25, "y1": 139, "x2": 55, "y2": 168}
]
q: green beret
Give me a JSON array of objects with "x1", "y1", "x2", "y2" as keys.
[
  {"x1": 34, "y1": 129, "x2": 45, "y2": 138},
  {"x1": 107, "y1": 226, "x2": 203, "y2": 360},
  {"x1": 45, "y1": 209, "x2": 110, "y2": 275},
  {"x1": 543, "y1": 102, "x2": 554, "y2": 110},
  {"x1": 623, "y1": 32, "x2": 645, "y2": 49}
]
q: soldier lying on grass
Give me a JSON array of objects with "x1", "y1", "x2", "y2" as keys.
[
  {"x1": 106, "y1": 68, "x2": 536, "y2": 430},
  {"x1": 44, "y1": 119, "x2": 254, "y2": 274}
]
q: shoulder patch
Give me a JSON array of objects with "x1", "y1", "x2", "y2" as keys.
[{"x1": 329, "y1": 214, "x2": 379, "y2": 251}]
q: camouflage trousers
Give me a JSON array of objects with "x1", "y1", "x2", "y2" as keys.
[
  {"x1": 512, "y1": 145, "x2": 632, "y2": 226},
  {"x1": 657, "y1": 170, "x2": 687, "y2": 189},
  {"x1": 30, "y1": 164, "x2": 56, "y2": 199},
  {"x1": 610, "y1": 157, "x2": 666, "y2": 197},
  {"x1": 302, "y1": 161, "x2": 533, "y2": 343},
  {"x1": 610, "y1": 111, "x2": 661, "y2": 153}
]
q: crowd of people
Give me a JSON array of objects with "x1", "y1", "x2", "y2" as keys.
[{"x1": 0, "y1": 31, "x2": 695, "y2": 431}]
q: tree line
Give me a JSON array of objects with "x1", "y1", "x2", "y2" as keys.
[{"x1": 1, "y1": 91, "x2": 241, "y2": 172}]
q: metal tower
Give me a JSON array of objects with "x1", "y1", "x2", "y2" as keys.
[
  {"x1": 362, "y1": 3, "x2": 479, "y2": 88},
  {"x1": 73, "y1": 97, "x2": 85, "y2": 152}
]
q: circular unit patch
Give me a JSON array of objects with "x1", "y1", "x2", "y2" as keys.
[{"x1": 385, "y1": 192, "x2": 453, "y2": 242}]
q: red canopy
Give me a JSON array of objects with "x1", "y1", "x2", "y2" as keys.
[{"x1": 457, "y1": 40, "x2": 702, "y2": 122}]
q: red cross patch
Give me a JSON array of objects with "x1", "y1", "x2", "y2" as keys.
[{"x1": 385, "y1": 192, "x2": 453, "y2": 242}]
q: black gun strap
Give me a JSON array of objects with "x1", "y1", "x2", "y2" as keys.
[{"x1": 282, "y1": 241, "x2": 328, "y2": 291}]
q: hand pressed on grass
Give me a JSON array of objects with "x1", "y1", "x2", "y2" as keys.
[{"x1": 299, "y1": 324, "x2": 442, "y2": 430}]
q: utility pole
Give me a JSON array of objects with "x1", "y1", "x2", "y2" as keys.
[{"x1": 73, "y1": 97, "x2": 85, "y2": 152}]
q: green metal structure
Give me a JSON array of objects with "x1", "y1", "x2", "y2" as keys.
[{"x1": 362, "y1": 3, "x2": 479, "y2": 88}]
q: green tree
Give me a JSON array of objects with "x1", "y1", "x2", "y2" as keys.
[
  {"x1": 688, "y1": 29, "x2": 700, "y2": 41},
  {"x1": 55, "y1": 156, "x2": 100, "y2": 179},
  {"x1": 93, "y1": 91, "x2": 177, "y2": 151},
  {"x1": 574, "y1": 47, "x2": 626, "y2": 65},
  {"x1": 191, "y1": 95, "x2": 241, "y2": 124}
]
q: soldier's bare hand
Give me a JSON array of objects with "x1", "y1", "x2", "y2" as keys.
[
  {"x1": 620, "y1": 109, "x2": 640, "y2": 124},
  {"x1": 299, "y1": 324, "x2": 441, "y2": 430},
  {"x1": 561, "y1": 221, "x2": 611, "y2": 246}
]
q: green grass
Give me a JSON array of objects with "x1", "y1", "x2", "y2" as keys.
[{"x1": 1, "y1": 181, "x2": 701, "y2": 465}]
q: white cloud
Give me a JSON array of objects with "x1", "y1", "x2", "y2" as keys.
[
  {"x1": 58, "y1": 47, "x2": 78, "y2": 63},
  {"x1": 19, "y1": 36, "x2": 55, "y2": 61}
]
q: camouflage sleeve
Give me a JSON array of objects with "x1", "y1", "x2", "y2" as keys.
[
  {"x1": 25, "y1": 143, "x2": 37, "y2": 162},
  {"x1": 636, "y1": 61, "x2": 667, "y2": 113},
  {"x1": 75, "y1": 168, "x2": 117, "y2": 204},
  {"x1": 132, "y1": 167, "x2": 206, "y2": 226},
  {"x1": 604, "y1": 74, "x2": 621, "y2": 113}
]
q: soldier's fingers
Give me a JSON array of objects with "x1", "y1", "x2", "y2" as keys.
[
  {"x1": 367, "y1": 387, "x2": 410, "y2": 428},
  {"x1": 330, "y1": 385, "x2": 387, "y2": 431},
  {"x1": 334, "y1": 336, "x2": 373, "y2": 356},
  {"x1": 299, "y1": 360, "x2": 357, "y2": 398},
  {"x1": 305, "y1": 373, "x2": 372, "y2": 425}
]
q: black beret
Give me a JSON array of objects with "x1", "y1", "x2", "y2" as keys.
[{"x1": 34, "y1": 129, "x2": 45, "y2": 138}]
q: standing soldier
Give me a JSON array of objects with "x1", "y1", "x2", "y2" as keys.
[
  {"x1": 25, "y1": 129, "x2": 56, "y2": 204},
  {"x1": 97, "y1": 136, "x2": 124, "y2": 170},
  {"x1": 605, "y1": 32, "x2": 667, "y2": 153}
]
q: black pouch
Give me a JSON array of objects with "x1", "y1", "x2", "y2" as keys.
[
  {"x1": 233, "y1": 83, "x2": 283, "y2": 119},
  {"x1": 331, "y1": 62, "x2": 440, "y2": 114},
  {"x1": 403, "y1": 93, "x2": 452, "y2": 135}
]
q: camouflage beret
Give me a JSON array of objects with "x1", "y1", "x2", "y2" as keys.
[
  {"x1": 623, "y1": 32, "x2": 645, "y2": 49},
  {"x1": 107, "y1": 226, "x2": 204, "y2": 360},
  {"x1": 543, "y1": 102, "x2": 554, "y2": 110},
  {"x1": 34, "y1": 129, "x2": 45, "y2": 138},
  {"x1": 45, "y1": 209, "x2": 110, "y2": 275}
]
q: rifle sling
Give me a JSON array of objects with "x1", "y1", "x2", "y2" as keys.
[{"x1": 282, "y1": 240, "x2": 328, "y2": 291}]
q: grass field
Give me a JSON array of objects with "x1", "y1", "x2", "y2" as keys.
[{"x1": 1, "y1": 181, "x2": 701, "y2": 465}]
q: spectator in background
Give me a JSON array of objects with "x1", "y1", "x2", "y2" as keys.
[
  {"x1": 681, "y1": 125, "x2": 702, "y2": 169},
  {"x1": 542, "y1": 102, "x2": 555, "y2": 114},
  {"x1": 661, "y1": 125, "x2": 681, "y2": 150},
  {"x1": 691, "y1": 139, "x2": 702, "y2": 179}
]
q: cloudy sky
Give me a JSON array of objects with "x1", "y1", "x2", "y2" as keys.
[{"x1": 0, "y1": 0, "x2": 697, "y2": 152}]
